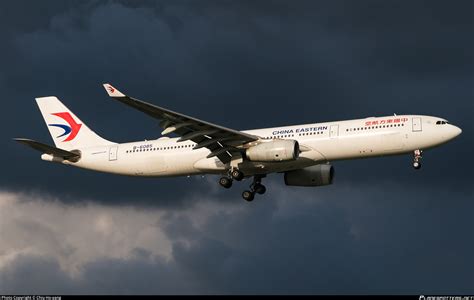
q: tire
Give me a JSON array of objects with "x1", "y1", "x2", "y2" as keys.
[
  {"x1": 254, "y1": 184, "x2": 266, "y2": 195},
  {"x1": 242, "y1": 190, "x2": 255, "y2": 201},
  {"x1": 413, "y1": 162, "x2": 421, "y2": 170},
  {"x1": 231, "y1": 170, "x2": 244, "y2": 181},
  {"x1": 219, "y1": 177, "x2": 232, "y2": 188}
]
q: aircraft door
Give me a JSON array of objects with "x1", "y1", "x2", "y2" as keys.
[
  {"x1": 329, "y1": 125, "x2": 339, "y2": 138},
  {"x1": 412, "y1": 117, "x2": 422, "y2": 132},
  {"x1": 109, "y1": 145, "x2": 118, "y2": 161}
]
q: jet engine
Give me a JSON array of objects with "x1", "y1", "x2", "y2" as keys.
[
  {"x1": 246, "y1": 140, "x2": 299, "y2": 162},
  {"x1": 284, "y1": 164, "x2": 334, "y2": 186}
]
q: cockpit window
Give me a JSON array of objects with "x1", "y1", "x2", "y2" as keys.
[{"x1": 436, "y1": 120, "x2": 449, "y2": 125}]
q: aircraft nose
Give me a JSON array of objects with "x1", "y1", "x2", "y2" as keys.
[{"x1": 450, "y1": 125, "x2": 462, "y2": 139}]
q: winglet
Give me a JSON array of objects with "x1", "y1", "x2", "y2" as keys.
[{"x1": 103, "y1": 83, "x2": 125, "y2": 97}]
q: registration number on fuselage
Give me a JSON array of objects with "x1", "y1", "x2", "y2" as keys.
[{"x1": 133, "y1": 144, "x2": 153, "y2": 151}]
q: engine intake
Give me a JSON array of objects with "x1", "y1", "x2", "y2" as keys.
[
  {"x1": 284, "y1": 164, "x2": 334, "y2": 187},
  {"x1": 246, "y1": 140, "x2": 299, "y2": 162}
]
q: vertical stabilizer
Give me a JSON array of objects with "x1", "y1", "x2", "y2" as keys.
[{"x1": 35, "y1": 96, "x2": 113, "y2": 150}]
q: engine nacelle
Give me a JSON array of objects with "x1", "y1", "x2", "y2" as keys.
[
  {"x1": 284, "y1": 164, "x2": 335, "y2": 187},
  {"x1": 246, "y1": 140, "x2": 299, "y2": 162}
]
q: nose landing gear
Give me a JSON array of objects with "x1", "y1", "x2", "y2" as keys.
[{"x1": 413, "y1": 149, "x2": 423, "y2": 169}]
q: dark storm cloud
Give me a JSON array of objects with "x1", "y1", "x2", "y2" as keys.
[
  {"x1": 0, "y1": 2, "x2": 472, "y2": 294},
  {"x1": 1, "y1": 184, "x2": 473, "y2": 294},
  {"x1": 1, "y1": 0, "x2": 472, "y2": 203}
]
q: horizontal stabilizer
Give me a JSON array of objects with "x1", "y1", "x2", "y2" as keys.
[{"x1": 13, "y1": 138, "x2": 80, "y2": 160}]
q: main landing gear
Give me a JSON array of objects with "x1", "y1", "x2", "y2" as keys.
[
  {"x1": 219, "y1": 176, "x2": 233, "y2": 188},
  {"x1": 413, "y1": 149, "x2": 423, "y2": 169},
  {"x1": 219, "y1": 169, "x2": 244, "y2": 189},
  {"x1": 231, "y1": 169, "x2": 244, "y2": 181},
  {"x1": 218, "y1": 170, "x2": 266, "y2": 202},
  {"x1": 242, "y1": 175, "x2": 266, "y2": 202}
]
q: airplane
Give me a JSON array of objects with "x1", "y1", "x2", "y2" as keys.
[{"x1": 14, "y1": 84, "x2": 462, "y2": 201}]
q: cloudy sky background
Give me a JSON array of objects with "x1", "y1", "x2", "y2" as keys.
[{"x1": 0, "y1": 0, "x2": 473, "y2": 294}]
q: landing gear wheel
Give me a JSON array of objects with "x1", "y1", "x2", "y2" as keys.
[
  {"x1": 242, "y1": 190, "x2": 255, "y2": 201},
  {"x1": 219, "y1": 177, "x2": 233, "y2": 188},
  {"x1": 231, "y1": 169, "x2": 244, "y2": 181},
  {"x1": 254, "y1": 184, "x2": 266, "y2": 195},
  {"x1": 412, "y1": 149, "x2": 423, "y2": 170}
]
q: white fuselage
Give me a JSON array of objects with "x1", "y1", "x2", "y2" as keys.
[{"x1": 47, "y1": 115, "x2": 461, "y2": 177}]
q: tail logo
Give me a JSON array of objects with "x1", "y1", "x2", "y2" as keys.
[
  {"x1": 48, "y1": 112, "x2": 82, "y2": 142},
  {"x1": 107, "y1": 86, "x2": 115, "y2": 93}
]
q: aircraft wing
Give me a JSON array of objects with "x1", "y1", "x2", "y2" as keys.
[
  {"x1": 103, "y1": 83, "x2": 260, "y2": 164},
  {"x1": 13, "y1": 138, "x2": 80, "y2": 160}
]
